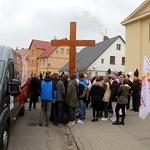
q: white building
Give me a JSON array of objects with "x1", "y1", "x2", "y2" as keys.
[{"x1": 61, "y1": 35, "x2": 125, "y2": 77}]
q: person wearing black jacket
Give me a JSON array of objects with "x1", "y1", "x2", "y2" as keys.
[
  {"x1": 29, "y1": 74, "x2": 39, "y2": 110},
  {"x1": 131, "y1": 69, "x2": 141, "y2": 112},
  {"x1": 90, "y1": 76, "x2": 105, "y2": 122}
]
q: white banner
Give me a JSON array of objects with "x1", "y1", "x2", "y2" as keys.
[{"x1": 139, "y1": 56, "x2": 150, "y2": 119}]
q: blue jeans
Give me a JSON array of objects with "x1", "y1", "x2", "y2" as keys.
[
  {"x1": 52, "y1": 101, "x2": 64, "y2": 124},
  {"x1": 52, "y1": 102, "x2": 57, "y2": 124},
  {"x1": 78, "y1": 100, "x2": 86, "y2": 120},
  {"x1": 57, "y1": 101, "x2": 63, "y2": 124}
]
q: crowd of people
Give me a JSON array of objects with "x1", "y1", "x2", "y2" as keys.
[{"x1": 28, "y1": 68, "x2": 141, "y2": 127}]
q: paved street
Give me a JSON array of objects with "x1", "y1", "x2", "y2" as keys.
[
  {"x1": 8, "y1": 100, "x2": 78, "y2": 150},
  {"x1": 69, "y1": 107, "x2": 150, "y2": 150},
  {"x1": 8, "y1": 99, "x2": 150, "y2": 150}
]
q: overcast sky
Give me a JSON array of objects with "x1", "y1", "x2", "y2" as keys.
[{"x1": 0, "y1": 0, "x2": 145, "y2": 49}]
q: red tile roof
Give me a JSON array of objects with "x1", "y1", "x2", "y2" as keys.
[
  {"x1": 38, "y1": 42, "x2": 57, "y2": 58},
  {"x1": 32, "y1": 39, "x2": 49, "y2": 49},
  {"x1": 29, "y1": 38, "x2": 68, "y2": 58}
]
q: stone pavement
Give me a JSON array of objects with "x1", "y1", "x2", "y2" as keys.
[{"x1": 68, "y1": 107, "x2": 150, "y2": 150}]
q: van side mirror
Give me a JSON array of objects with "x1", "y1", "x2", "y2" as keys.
[{"x1": 7, "y1": 79, "x2": 20, "y2": 96}]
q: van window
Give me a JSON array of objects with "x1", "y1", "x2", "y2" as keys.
[
  {"x1": 0, "y1": 60, "x2": 5, "y2": 83},
  {"x1": 7, "y1": 62, "x2": 14, "y2": 81},
  {"x1": 13, "y1": 50, "x2": 28, "y2": 85}
]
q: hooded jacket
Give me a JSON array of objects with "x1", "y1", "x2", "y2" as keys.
[
  {"x1": 40, "y1": 76, "x2": 56, "y2": 101},
  {"x1": 91, "y1": 81, "x2": 105, "y2": 105},
  {"x1": 117, "y1": 84, "x2": 130, "y2": 104},
  {"x1": 65, "y1": 79, "x2": 79, "y2": 107},
  {"x1": 56, "y1": 79, "x2": 65, "y2": 101}
]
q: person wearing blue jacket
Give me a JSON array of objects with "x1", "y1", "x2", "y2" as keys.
[
  {"x1": 39, "y1": 71, "x2": 56, "y2": 127},
  {"x1": 77, "y1": 73, "x2": 88, "y2": 124}
]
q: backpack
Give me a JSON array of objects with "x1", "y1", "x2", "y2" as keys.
[{"x1": 77, "y1": 84, "x2": 86, "y2": 99}]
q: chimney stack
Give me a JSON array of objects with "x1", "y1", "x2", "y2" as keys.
[{"x1": 103, "y1": 36, "x2": 109, "y2": 41}]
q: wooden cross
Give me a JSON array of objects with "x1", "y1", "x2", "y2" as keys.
[{"x1": 51, "y1": 22, "x2": 95, "y2": 75}]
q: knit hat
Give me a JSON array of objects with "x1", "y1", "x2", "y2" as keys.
[
  {"x1": 118, "y1": 71, "x2": 122, "y2": 76},
  {"x1": 134, "y1": 69, "x2": 139, "y2": 77}
]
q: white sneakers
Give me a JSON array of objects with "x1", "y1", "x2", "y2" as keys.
[
  {"x1": 101, "y1": 117, "x2": 116, "y2": 121},
  {"x1": 67, "y1": 117, "x2": 115, "y2": 125},
  {"x1": 110, "y1": 116, "x2": 116, "y2": 122},
  {"x1": 76, "y1": 119, "x2": 84, "y2": 124},
  {"x1": 101, "y1": 117, "x2": 108, "y2": 121},
  {"x1": 67, "y1": 119, "x2": 84, "y2": 126}
]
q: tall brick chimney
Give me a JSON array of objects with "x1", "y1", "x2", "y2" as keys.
[{"x1": 103, "y1": 36, "x2": 109, "y2": 41}]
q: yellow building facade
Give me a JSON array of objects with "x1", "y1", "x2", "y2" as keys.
[
  {"x1": 37, "y1": 46, "x2": 70, "y2": 77},
  {"x1": 122, "y1": 0, "x2": 150, "y2": 78},
  {"x1": 28, "y1": 39, "x2": 69, "y2": 77}
]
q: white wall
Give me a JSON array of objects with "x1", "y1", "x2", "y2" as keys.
[{"x1": 88, "y1": 37, "x2": 125, "y2": 77}]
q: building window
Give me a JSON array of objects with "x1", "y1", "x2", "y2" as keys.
[
  {"x1": 116, "y1": 44, "x2": 121, "y2": 50},
  {"x1": 110, "y1": 56, "x2": 115, "y2": 64},
  {"x1": 101, "y1": 59, "x2": 104, "y2": 64},
  {"x1": 67, "y1": 49, "x2": 70, "y2": 55},
  {"x1": 122, "y1": 57, "x2": 125, "y2": 65},
  {"x1": 56, "y1": 50, "x2": 58, "y2": 54},
  {"x1": 61, "y1": 48, "x2": 64, "y2": 54},
  {"x1": 48, "y1": 63, "x2": 50, "y2": 67},
  {"x1": 31, "y1": 60, "x2": 34, "y2": 65},
  {"x1": 43, "y1": 59, "x2": 45, "y2": 66},
  {"x1": 43, "y1": 71, "x2": 45, "y2": 77},
  {"x1": 39, "y1": 60, "x2": 41, "y2": 66},
  {"x1": 32, "y1": 49, "x2": 34, "y2": 55}
]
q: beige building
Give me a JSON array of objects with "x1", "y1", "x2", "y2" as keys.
[
  {"x1": 121, "y1": 0, "x2": 150, "y2": 78},
  {"x1": 26, "y1": 39, "x2": 69, "y2": 77}
]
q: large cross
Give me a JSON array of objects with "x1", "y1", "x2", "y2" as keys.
[{"x1": 51, "y1": 22, "x2": 95, "y2": 75}]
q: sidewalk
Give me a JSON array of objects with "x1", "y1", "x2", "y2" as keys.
[{"x1": 69, "y1": 107, "x2": 150, "y2": 150}]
